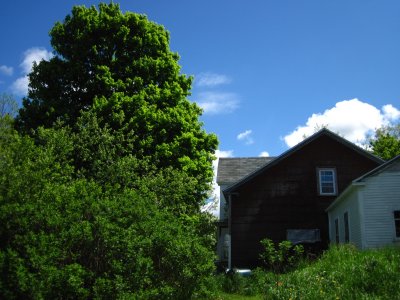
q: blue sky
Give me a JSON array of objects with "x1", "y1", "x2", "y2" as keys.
[{"x1": 1, "y1": 0, "x2": 400, "y2": 159}]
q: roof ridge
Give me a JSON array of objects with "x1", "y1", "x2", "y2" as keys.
[{"x1": 223, "y1": 128, "x2": 384, "y2": 193}]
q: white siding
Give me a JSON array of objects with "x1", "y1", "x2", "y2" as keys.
[
  {"x1": 328, "y1": 188, "x2": 363, "y2": 248},
  {"x1": 362, "y1": 172, "x2": 400, "y2": 248}
]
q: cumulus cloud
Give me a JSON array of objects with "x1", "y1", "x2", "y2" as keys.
[
  {"x1": 10, "y1": 77, "x2": 29, "y2": 96},
  {"x1": 196, "y1": 72, "x2": 231, "y2": 87},
  {"x1": 215, "y1": 150, "x2": 234, "y2": 159},
  {"x1": 20, "y1": 48, "x2": 53, "y2": 74},
  {"x1": 383, "y1": 104, "x2": 400, "y2": 121},
  {"x1": 197, "y1": 91, "x2": 239, "y2": 115},
  {"x1": 237, "y1": 129, "x2": 254, "y2": 145},
  {"x1": 0, "y1": 65, "x2": 13, "y2": 76},
  {"x1": 11, "y1": 47, "x2": 53, "y2": 96},
  {"x1": 259, "y1": 151, "x2": 270, "y2": 157},
  {"x1": 283, "y1": 99, "x2": 400, "y2": 148}
]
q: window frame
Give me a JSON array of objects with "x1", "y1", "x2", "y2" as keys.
[
  {"x1": 344, "y1": 211, "x2": 350, "y2": 243},
  {"x1": 317, "y1": 167, "x2": 338, "y2": 196},
  {"x1": 334, "y1": 218, "x2": 339, "y2": 244},
  {"x1": 394, "y1": 210, "x2": 400, "y2": 238}
]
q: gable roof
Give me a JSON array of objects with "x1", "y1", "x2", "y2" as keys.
[
  {"x1": 217, "y1": 157, "x2": 275, "y2": 185},
  {"x1": 352, "y1": 154, "x2": 400, "y2": 183},
  {"x1": 223, "y1": 128, "x2": 384, "y2": 194},
  {"x1": 326, "y1": 154, "x2": 400, "y2": 212}
]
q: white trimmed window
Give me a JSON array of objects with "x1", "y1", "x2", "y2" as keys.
[{"x1": 317, "y1": 168, "x2": 337, "y2": 195}]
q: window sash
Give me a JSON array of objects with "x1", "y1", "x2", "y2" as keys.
[{"x1": 318, "y1": 168, "x2": 337, "y2": 195}]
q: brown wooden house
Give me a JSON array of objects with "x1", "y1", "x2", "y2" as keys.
[{"x1": 216, "y1": 129, "x2": 383, "y2": 268}]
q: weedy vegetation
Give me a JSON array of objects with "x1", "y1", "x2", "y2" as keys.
[{"x1": 212, "y1": 244, "x2": 400, "y2": 300}]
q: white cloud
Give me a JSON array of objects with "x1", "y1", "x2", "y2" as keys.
[
  {"x1": 283, "y1": 99, "x2": 400, "y2": 148},
  {"x1": 196, "y1": 72, "x2": 231, "y2": 87},
  {"x1": 10, "y1": 77, "x2": 29, "y2": 96},
  {"x1": 20, "y1": 47, "x2": 53, "y2": 74},
  {"x1": 382, "y1": 104, "x2": 400, "y2": 121},
  {"x1": 197, "y1": 91, "x2": 239, "y2": 115},
  {"x1": 0, "y1": 65, "x2": 13, "y2": 76},
  {"x1": 215, "y1": 149, "x2": 234, "y2": 158},
  {"x1": 237, "y1": 129, "x2": 254, "y2": 145},
  {"x1": 11, "y1": 47, "x2": 53, "y2": 96},
  {"x1": 259, "y1": 151, "x2": 270, "y2": 157}
]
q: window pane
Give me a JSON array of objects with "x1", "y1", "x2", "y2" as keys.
[
  {"x1": 318, "y1": 168, "x2": 336, "y2": 195},
  {"x1": 321, "y1": 185, "x2": 334, "y2": 193}
]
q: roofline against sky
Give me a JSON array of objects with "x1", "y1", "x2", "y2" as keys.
[
  {"x1": 223, "y1": 128, "x2": 384, "y2": 195},
  {"x1": 326, "y1": 154, "x2": 400, "y2": 212}
]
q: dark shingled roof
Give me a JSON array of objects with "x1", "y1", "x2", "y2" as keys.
[{"x1": 217, "y1": 157, "x2": 276, "y2": 185}]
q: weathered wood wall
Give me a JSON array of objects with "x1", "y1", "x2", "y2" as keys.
[{"x1": 230, "y1": 134, "x2": 381, "y2": 268}]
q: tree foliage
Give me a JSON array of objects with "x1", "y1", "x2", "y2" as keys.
[
  {"x1": 3, "y1": 3, "x2": 218, "y2": 298},
  {"x1": 16, "y1": 2, "x2": 218, "y2": 192},
  {"x1": 0, "y1": 93, "x2": 17, "y2": 131},
  {"x1": 0, "y1": 93, "x2": 18, "y2": 118},
  {"x1": 0, "y1": 125, "x2": 216, "y2": 299},
  {"x1": 369, "y1": 124, "x2": 400, "y2": 160}
]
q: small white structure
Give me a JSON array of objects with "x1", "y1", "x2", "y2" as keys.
[{"x1": 327, "y1": 155, "x2": 400, "y2": 249}]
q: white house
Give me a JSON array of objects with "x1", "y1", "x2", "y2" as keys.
[{"x1": 326, "y1": 155, "x2": 400, "y2": 249}]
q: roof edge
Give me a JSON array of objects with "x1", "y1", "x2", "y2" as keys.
[
  {"x1": 352, "y1": 154, "x2": 400, "y2": 183},
  {"x1": 223, "y1": 128, "x2": 384, "y2": 194}
]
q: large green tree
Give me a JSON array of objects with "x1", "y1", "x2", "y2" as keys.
[
  {"x1": 3, "y1": 3, "x2": 219, "y2": 298},
  {"x1": 369, "y1": 124, "x2": 400, "y2": 160},
  {"x1": 16, "y1": 2, "x2": 217, "y2": 193}
]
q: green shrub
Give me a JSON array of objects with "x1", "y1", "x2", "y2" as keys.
[
  {"x1": 259, "y1": 238, "x2": 304, "y2": 273},
  {"x1": 0, "y1": 128, "x2": 216, "y2": 299}
]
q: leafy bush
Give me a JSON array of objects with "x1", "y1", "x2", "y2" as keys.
[
  {"x1": 259, "y1": 239, "x2": 304, "y2": 273},
  {"x1": 0, "y1": 127, "x2": 216, "y2": 299}
]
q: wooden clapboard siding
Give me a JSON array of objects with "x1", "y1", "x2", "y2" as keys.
[
  {"x1": 328, "y1": 188, "x2": 363, "y2": 248},
  {"x1": 363, "y1": 169, "x2": 400, "y2": 248},
  {"x1": 327, "y1": 155, "x2": 400, "y2": 250}
]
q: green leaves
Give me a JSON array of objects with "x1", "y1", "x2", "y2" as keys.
[
  {"x1": 1, "y1": 118, "x2": 216, "y2": 299},
  {"x1": 259, "y1": 239, "x2": 304, "y2": 273},
  {"x1": 369, "y1": 124, "x2": 400, "y2": 160},
  {"x1": 16, "y1": 2, "x2": 218, "y2": 198},
  {"x1": 5, "y1": 3, "x2": 218, "y2": 298}
]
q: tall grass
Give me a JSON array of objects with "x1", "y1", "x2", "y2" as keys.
[{"x1": 261, "y1": 245, "x2": 400, "y2": 299}]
